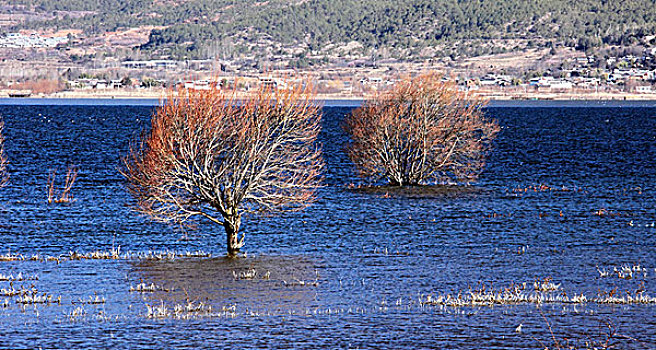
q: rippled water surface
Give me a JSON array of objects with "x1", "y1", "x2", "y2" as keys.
[{"x1": 0, "y1": 102, "x2": 655, "y2": 348}]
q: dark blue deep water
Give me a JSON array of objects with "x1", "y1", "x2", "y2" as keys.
[{"x1": 0, "y1": 101, "x2": 655, "y2": 348}]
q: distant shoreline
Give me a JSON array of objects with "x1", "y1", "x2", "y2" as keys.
[
  {"x1": 2, "y1": 89, "x2": 656, "y2": 105},
  {"x1": 2, "y1": 98, "x2": 656, "y2": 109}
]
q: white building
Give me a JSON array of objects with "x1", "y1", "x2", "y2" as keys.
[{"x1": 636, "y1": 85, "x2": 653, "y2": 93}]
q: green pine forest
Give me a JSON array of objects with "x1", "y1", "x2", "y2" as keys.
[{"x1": 8, "y1": 0, "x2": 656, "y2": 60}]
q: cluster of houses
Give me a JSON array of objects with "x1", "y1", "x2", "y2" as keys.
[
  {"x1": 67, "y1": 79, "x2": 132, "y2": 90},
  {"x1": 472, "y1": 69, "x2": 655, "y2": 93},
  {"x1": 0, "y1": 33, "x2": 68, "y2": 48},
  {"x1": 65, "y1": 78, "x2": 238, "y2": 91},
  {"x1": 608, "y1": 68, "x2": 655, "y2": 83},
  {"x1": 65, "y1": 76, "x2": 290, "y2": 91},
  {"x1": 53, "y1": 50, "x2": 656, "y2": 96},
  {"x1": 471, "y1": 51, "x2": 656, "y2": 93},
  {"x1": 121, "y1": 60, "x2": 217, "y2": 71}
]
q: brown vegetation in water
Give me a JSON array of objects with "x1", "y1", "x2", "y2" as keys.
[
  {"x1": 0, "y1": 118, "x2": 7, "y2": 188},
  {"x1": 121, "y1": 83, "x2": 324, "y2": 255},
  {"x1": 344, "y1": 72, "x2": 500, "y2": 186},
  {"x1": 524, "y1": 310, "x2": 643, "y2": 350},
  {"x1": 47, "y1": 165, "x2": 78, "y2": 203},
  {"x1": 347, "y1": 183, "x2": 481, "y2": 198}
]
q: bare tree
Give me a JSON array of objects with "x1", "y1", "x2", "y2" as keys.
[
  {"x1": 344, "y1": 72, "x2": 499, "y2": 186},
  {"x1": 122, "y1": 84, "x2": 324, "y2": 255},
  {"x1": 0, "y1": 118, "x2": 7, "y2": 188}
]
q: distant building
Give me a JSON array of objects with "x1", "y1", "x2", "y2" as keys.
[
  {"x1": 529, "y1": 76, "x2": 572, "y2": 90},
  {"x1": 109, "y1": 80, "x2": 124, "y2": 89},
  {"x1": 187, "y1": 60, "x2": 214, "y2": 70},
  {"x1": 549, "y1": 80, "x2": 573, "y2": 90},
  {"x1": 258, "y1": 77, "x2": 287, "y2": 90},
  {"x1": 636, "y1": 85, "x2": 653, "y2": 93},
  {"x1": 178, "y1": 80, "x2": 219, "y2": 90},
  {"x1": 122, "y1": 60, "x2": 179, "y2": 70}
]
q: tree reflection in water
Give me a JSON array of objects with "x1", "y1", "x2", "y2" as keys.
[{"x1": 130, "y1": 255, "x2": 321, "y2": 315}]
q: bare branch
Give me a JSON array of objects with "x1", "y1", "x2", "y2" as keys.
[
  {"x1": 344, "y1": 72, "x2": 499, "y2": 186},
  {"x1": 121, "y1": 82, "x2": 324, "y2": 254},
  {"x1": 47, "y1": 165, "x2": 78, "y2": 204}
]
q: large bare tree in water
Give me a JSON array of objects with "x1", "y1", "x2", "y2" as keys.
[
  {"x1": 344, "y1": 72, "x2": 499, "y2": 186},
  {"x1": 0, "y1": 118, "x2": 7, "y2": 188},
  {"x1": 122, "y1": 84, "x2": 323, "y2": 255}
]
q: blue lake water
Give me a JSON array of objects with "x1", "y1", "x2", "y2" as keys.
[{"x1": 0, "y1": 101, "x2": 655, "y2": 348}]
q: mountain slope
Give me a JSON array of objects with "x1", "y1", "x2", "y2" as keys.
[{"x1": 5, "y1": 0, "x2": 656, "y2": 60}]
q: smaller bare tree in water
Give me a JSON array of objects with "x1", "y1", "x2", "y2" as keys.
[
  {"x1": 0, "y1": 118, "x2": 7, "y2": 188},
  {"x1": 47, "y1": 165, "x2": 78, "y2": 204},
  {"x1": 121, "y1": 83, "x2": 323, "y2": 255},
  {"x1": 344, "y1": 72, "x2": 499, "y2": 186}
]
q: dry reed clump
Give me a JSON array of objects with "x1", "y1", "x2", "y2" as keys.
[
  {"x1": 78, "y1": 294, "x2": 106, "y2": 305},
  {"x1": 16, "y1": 292, "x2": 60, "y2": 305},
  {"x1": 533, "y1": 277, "x2": 561, "y2": 292},
  {"x1": 146, "y1": 301, "x2": 168, "y2": 318},
  {"x1": 135, "y1": 250, "x2": 212, "y2": 260},
  {"x1": 509, "y1": 184, "x2": 585, "y2": 194},
  {"x1": 231, "y1": 269, "x2": 271, "y2": 280},
  {"x1": 0, "y1": 252, "x2": 24, "y2": 262},
  {"x1": 69, "y1": 247, "x2": 121, "y2": 260},
  {"x1": 129, "y1": 282, "x2": 170, "y2": 293},
  {"x1": 0, "y1": 249, "x2": 212, "y2": 264},
  {"x1": 363, "y1": 246, "x2": 412, "y2": 256},
  {"x1": 66, "y1": 249, "x2": 211, "y2": 261},
  {"x1": 0, "y1": 283, "x2": 35, "y2": 297},
  {"x1": 67, "y1": 306, "x2": 86, "y2": 320},
  {"x1": 145, "y1": 301, "x2": 235, "y2": 319},
  {"x1": 0, "y1": 273, "x2": 38, "y2": 282},
  {"x1": 419, "y1": 281, "x2": 656, "y2": 308},
  {"x1": 172, "y1": 301, "x2": 214, "y2": 318},
  {"x1": 47, "y1": 165, "x2": 78, "y2": 204},
  {"x1": 281, "y1": 269, "x2": 319, "y2": 287},
  {"x1": 0, "y1": 278, "x2": 61, "y2": 308},
  {"x1": 64, "y1": 306, "x2": 113, "y2": 322},
  {"x1": 522, "y1": 310, "x2": 641, "y2": 350},
  {"x1": 233, "y1": 268, "x2": 257, "y2": 280},
  {"x1": 282, "y1": 278, "x2": 319, "y2": 287},
  {"x1": 596, "y1": 264, "x2": 649, "y2": 279}
]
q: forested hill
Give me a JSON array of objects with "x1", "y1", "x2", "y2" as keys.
[{"x1": 6, "y1": 0, "x2": 656, "y2": 60}]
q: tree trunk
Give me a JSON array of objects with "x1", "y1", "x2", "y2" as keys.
[{"x1": 223, "y1": 214, "x2": 243, "y2": 256}]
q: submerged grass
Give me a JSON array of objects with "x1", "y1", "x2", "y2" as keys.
[
  {"x1": 347, "y1": 183, "x2": 482, "y2": 198},
  {"x1": 1, "y1": 249, "x2": 655, "y2": 331},
  {"x1": 420, "y1": 281, "x2": 656, "y2": 308},
  {"x1": 0, "y1": 249, "x2": 213, "y2": 264},
  {"x1": 145, "y1": 300, "x2": 235, "y2": 319}
]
